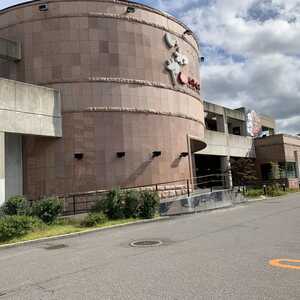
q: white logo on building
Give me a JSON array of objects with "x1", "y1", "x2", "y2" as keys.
[
  {"x1": 164, "y1": 33, "x2": 200, "y2": 92},
  {"x1": 246, "y1": 110, "x2": 262, "y2": 137}
]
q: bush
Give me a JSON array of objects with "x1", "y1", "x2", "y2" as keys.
[
  {"x1": 91, "y1": 194, "x2": 107, "y2": 214},
  {"x1": 139, "y1": 191, "x2": 159, "y2": 219},
  {"x1": 91, "y1": 189, "x2": 159, "y2": 220},
  {"x1": 2, "y1": 195, "x2": 30, "y2": 216},
  {"x1": 31, "y1": 197, "x2": 63, "y2": 224},
  {"x1": 266, "y1": 185, "x2": 286, "y2": 197},
  {"x1": 123, "y1": 190, "x2": 140, "y2": 218},
  {"x1": 81, "y1": 212, "x2": 108, "y2": 227},
  {"x1": 0, "y1": 215, "x2": 42, "y2": 242},
  {"x1": 94, "y1": 188, "x2": 125, "y2": 220}
]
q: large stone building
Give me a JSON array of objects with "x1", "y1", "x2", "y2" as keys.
[
  {"x1": 0, "y1": 0, "x2": 299, "y2": 203},
  {"x1": 0, "y1": 0, "x2": 205, "y2": 202}
]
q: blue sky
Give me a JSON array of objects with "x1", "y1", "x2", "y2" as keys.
[{"x1": 1, "y1": 0, "x2": 300, "y2": 134}]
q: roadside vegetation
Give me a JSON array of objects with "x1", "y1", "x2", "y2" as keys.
[
  {"x1": 245, "y1": 185, "x2": 300, "y2": 198},
  {"x1": 0, "y1": 189, "x2": 160, "y2": 245}
]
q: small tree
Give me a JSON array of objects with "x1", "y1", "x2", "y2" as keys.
[{"x1": 230, "y1": 158, "x2": 257, "y2": 186}]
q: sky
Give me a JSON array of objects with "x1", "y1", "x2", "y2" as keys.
[{"x1": 1, "y1": 0, "x2": 300, "y2": 134}]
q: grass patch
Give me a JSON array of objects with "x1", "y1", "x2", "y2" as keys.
[
  {"x1": 287, "y1": 188, "x2": 300, "y2": 193},
  {"x1": 245, "y1": 188, "x2": 264, "y2": 198},
  {"x1": 244, "y1": 186, "x2": 300, "y2": 198},
  {"x1": 0, "y1": 217, "x2": 144, "y2": 246}
]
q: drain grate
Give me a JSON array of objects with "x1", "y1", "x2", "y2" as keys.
[
  {"x1": 130, "y1": 240, "x2": 162, "y2": 247},
  {"x1": 44, "y1": 244, "x2": 68, "y2": 250}
]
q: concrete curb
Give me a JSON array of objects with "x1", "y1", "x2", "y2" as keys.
[{"x1": 0, "y1": 216, "x2": 170, "y2": 250}]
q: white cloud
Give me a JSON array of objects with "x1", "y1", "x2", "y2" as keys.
[{"x1": 175, "y1": 0, "x2": 300, "y2": 134}]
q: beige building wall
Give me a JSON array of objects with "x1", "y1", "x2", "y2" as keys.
[
  {"x1": 255, "y1": 134, "x2": 300, "y2": 182},
  {"x1": 0, "y1": 0, "x2": 205, "y2": 199}
]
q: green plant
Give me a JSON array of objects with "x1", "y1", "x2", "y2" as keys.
[
  {"x1": 32, "y1": 197, "x2": 63, "y2": 224},
  {"x1": 245, "y1": 188, "x2": 264, "y2": 198},
  {"x1": 81, "y1": 212, "x2": 108, "y2": 227},
  {"x1": 96, "y1": 188, "x2": 125, "y2": 220},
  {"x1": 230, "y1": 158, "x2": 257, "y2": 186},
  {"x1": 91, "y1": 194, "x2": 107, "y2": 213},
  {"x1": 2, "y1": 195, "x2": 30, "y2": 216},
  {"x1": 0, "y1": 215, "x2": 42, "y2": 242},
  {"x1": 138, "y1": 191, "x2": 159, "y2": 219},
  {"x1": 266, "y1": 185, "x2": 286, "y2": 197},
  {"x1": 122, "y1": 190, "x2": 140, "y2": 218}
]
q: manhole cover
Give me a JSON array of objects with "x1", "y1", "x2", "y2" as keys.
[
  {"x1": 44, "y1": 244, "x2": 68, "y2": 250},
  {"x1": 130, "y1": 240, "x2": 162, "y2": 247}
]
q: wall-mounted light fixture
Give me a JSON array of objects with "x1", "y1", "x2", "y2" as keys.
[
  {"x1": 116, "y1": 152, "x2": 126, "y2": 158},
  {"x1": 74, "y1": 153, "x2": 84, "y2": 160},
  {"x1": 152, "y1": 151, "x2": 162, "y2": 158},
  {"x1": 183, "y1": 29, "x2": 193, "y2": 36},
  {"x1": 38, "y1": 3, "x2": 49, "y2": 11},
  {"x1": 126, "y1": 6, "x2": 136, "y2": 13},
  {"x1": 180, "y1": 152, "x2": 189, "y2": 158}
]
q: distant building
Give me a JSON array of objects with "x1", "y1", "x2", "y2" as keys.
[{"x1": 195, "y1": 101, "x2": 300, "y2": 189}]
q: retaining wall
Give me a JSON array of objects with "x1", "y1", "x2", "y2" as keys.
[{"x1": 160, "y1": 189, "x2": 247, "y2": 216}]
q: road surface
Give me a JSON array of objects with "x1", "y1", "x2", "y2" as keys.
[{"x1": 0, "y1": 193, "x2": 300, "y2": 299}]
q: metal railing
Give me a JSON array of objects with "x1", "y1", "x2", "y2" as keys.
[
  {"x1": 240, "y1": 178, "x2": 290, "y2": 195},
  {"x1": 30, "y1": 174, "x2": 231, "y2": 216}
]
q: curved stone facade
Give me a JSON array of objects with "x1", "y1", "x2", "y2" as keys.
[{"x1": 0, "y1": 0, "x2": 205, "y2": 199}]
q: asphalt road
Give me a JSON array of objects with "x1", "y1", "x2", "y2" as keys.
[{"x1": 0, "y1": 194, "x2": 300, "y2": 300}]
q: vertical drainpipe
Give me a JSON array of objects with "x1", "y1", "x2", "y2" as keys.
[
  {"x1": 0, "y1": 132, "x2": 5, "y2": 204},
  {"x1": 294, "y1": 151, "x2": 300, "y2": 179},
  {"x1": 187, "y1": 135, "x2": 193, "y2": 194}
]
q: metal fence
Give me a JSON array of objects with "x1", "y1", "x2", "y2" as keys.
[
  {"x1": 35, "y1": 175, "x2": 291, "y2": 216},
  {"x1": 241, "y1": 178, "x2": 290, "y2": 195},
  {"x1": 54, "y1": 175, "x2": 232, "y2": 216}
]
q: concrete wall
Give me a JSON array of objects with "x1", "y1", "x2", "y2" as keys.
[
  {"x1": 160, "y1": 189, "x2": 247, "y2": 216},
  {"x1": 197, "y1": 130, "x2": 256, "y2": 158},
  {"x1": 5, "y1": 133, "x2": 23, "y2": 201},
  {"x1": 255, "y1": 134, "x2": 300, "y2": 180},
  {"x1": 282, "y1": 135, "x2": 300, "y2": 161},
  {"x1": 254, "y1": 134, "x2": 300, "y2": 164},
  {"x1": 0, "y1": 78, "x2": 62, "y2": 137},
  {"x1": 260, "y1": 114, "x2": 276, "y2": 131},
  {"x1": 204, "y1": 101, "x2": 245, "y2": 121}
]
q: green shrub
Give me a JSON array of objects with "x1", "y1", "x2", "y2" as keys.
[
  {"x1": 95, "y1": 188, "x2": 125, "y2": 220},
  {"x1": 32, "y1": 197, "x2": 63, "y2": 224},
  {"x1": 138, "y1": 191, "x2": 159, "y2": 219},
  {"x1": 91, "y1": 189, "x2": 159, "y2": 220},
  {"x1": 0, "y1": 215, "x2": 42, "y2": 242},
  {"x1": 81, "y1": 212, "x2": 108, "y2": 227},
  {"x1": 91, "y1": 194, "x2": 107, "y2": 214},
  {"x1": 266, "y1": 185, "x2": 286, "y2": 197},
  {"x1": 123, "y1": 190, "x2": 140, "y2": 218},
  {"x1": 2, "y1": 195, "x2": 30, "y2": 216}
]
